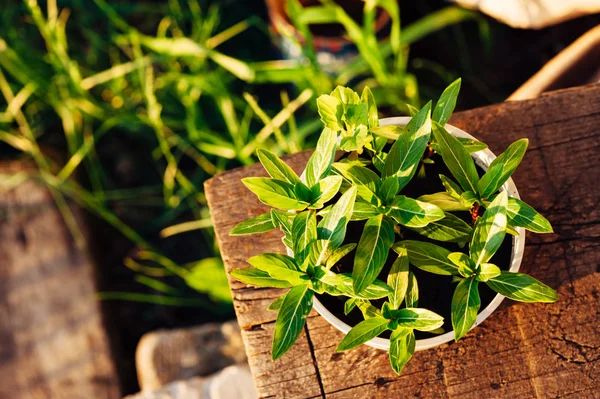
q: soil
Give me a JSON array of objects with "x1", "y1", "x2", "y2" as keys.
[{"x1": 316, "y1": 153, "x2": 513, "y2": 340}]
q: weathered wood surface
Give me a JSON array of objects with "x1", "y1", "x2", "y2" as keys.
[
  {"x1": 0, "y1": 160, "x2": 121, "y2": 398},
  {"x1": 205, "y1": 83, "x2": 600, "y2": 399}
]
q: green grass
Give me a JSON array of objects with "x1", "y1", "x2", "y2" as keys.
[{"x1": 0, "y1": 0, "x2": 483, "y2": 311}]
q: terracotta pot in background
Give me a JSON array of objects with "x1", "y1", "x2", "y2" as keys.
[{"x1": 264, "y1": 0, "x2": 390, "y2": 73}]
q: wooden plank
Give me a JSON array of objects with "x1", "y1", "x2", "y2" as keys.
[
  {"x1": 0, "y1": 160, "x2": 121, "y2": 399},
  {"x1": 205, "y1": 83, "x2": 600, "y2": 399}
]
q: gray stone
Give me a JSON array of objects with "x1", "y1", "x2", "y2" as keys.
[{"x1": 136, "y1": 320, "x2": 247, "y2": 390}]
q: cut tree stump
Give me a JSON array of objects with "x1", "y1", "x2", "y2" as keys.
[
  {"x1": 205, "y1": 83, "x2": 600, "y2": 399},
  {"x1": 0, "y1": 160, "x2": 121, "y2": 399}
]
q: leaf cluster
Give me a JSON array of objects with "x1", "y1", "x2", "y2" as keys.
[{"x1": 230, "y1": 79, "x2": 557, "y2": 374}]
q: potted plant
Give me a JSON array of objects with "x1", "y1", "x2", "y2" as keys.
[{"x1": 228, "y1": 79, "x2": 558, "y2": 374}]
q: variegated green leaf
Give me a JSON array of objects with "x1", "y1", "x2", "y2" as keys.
[
  {"x1": 451, "y1": 277, "x2": 480, "y2": 341},
  {"x1": 393, "y1": 240, "x2": 458, "y2": 275},
  {"x1": 242, "y1": 177, "x2": 308, "y2": 210},
  {"x1": 432, "y1": 122, "x2": 479, "y2": 193},
  {"x1": 388, "y1": 196, "x2": 444, "y2": 228},
  {"x1": 486, "y1": 272, "x2": 558, "y2": 303},
  {"x1": 353, "y1": 214, "x2": 395, "y2": 293},
  {"x1": 477, "y1": 139, "x2": 528, "y2": 200},
  {"x1": 388, "y1": 248, "x2": 409, "y2": 309},
  {"x1": 230, "y1": 212, "x2": 275, "y2": 235},
  {"x1": 257, "y1": 149, "x2": 300, "y2": 184},
  {"x1": 272, "y1": 285, "x2": 314, "y2": 359},
  {"x1": 335, "y1": 317, "x2": 390, "y2": 352},
  {"x1": 383, "y1": 102, "x2": 432, "y2": 190},
  {"x1": 470, "y1": 191, "x2": 508, "y2": 266}
]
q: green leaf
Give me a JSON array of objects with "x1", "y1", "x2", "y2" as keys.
[
  {"x1": 507, "y1": 197, "x2": 553, "y2": 233},
  {"x1": 470, "y1": 191, "x2": 508, "y2": 266},
  {"x1": 272, "y1": 285, "x2": 314, "y2": 360},
  {"x1": 477, "y1": 139, "x2": 528, "y2": 199},
  {"x1": 304, "y1": 128, "x2": 337, "y2": 187},
  {"x1": 356, "y1": 300, "x2": 382, "y2": 319},
  {"x1": 417, "y1": 192, "x2": 469, "y2": 212},
  {"x1": 331, "y1": 86, "x2": 360, "y2": 104},
  {"x1": 257, "y1": 149, "x2": 300, "y2": 185},
  {"x1": 394, "y1": 308, "x2": 444, "y2": 331},
  {"x1": 440, "y1": 174, "x2": 463, "y2": 198},
  {"x1": 339, "y1": 125, "x2": 372, "y2": 152},
  {"x1": 379, "y1": 177, "x2": 399, "y2": 204},
  {"x1": 248, "y1": 254, "x2": 306, "y2": 285},
  {"x1": 269, "y1": 293, "x2": 287, "y2": 311},
  {"x1": 460, "y1": 191, "x2": 479, "y2": 208},
  {"x1": 326, "y1": 243, "x2": 356, "y2": 270},
  {"x1": 388, "y1": 248, "x2": 409, "y2": 309},
  {"x1": 242, "y1": 177, "x2": 308, "y2": 210},
  {"x1": 270, "y1": 209, "x2": 293, "y2": 248},
  {"x1": 230, "y1": 267, "x2": 292, "y2": 288},
  {"x1": 294, "y1": 181, "x2": 313, "y2": 203},
  {"x1": 371, "y1": 125, "x2": 401, "y2": 140},
  {"x1": 409, "y1": 213, "x2": 473, "y2": 243},
  {"x1": 393, "y1": 240, "x2": 458, "y2": 275},
  {"x1": 451, "y1": 277, "x2": 480, "y2": 341},
  {"x1": 405, "y1": 272, "x2": 419, "y2": 307},
  {"x1": 316, "y1": 95, "x2": 343, "y2": 131},
  {"x1": 310, "y1": 175, "x2": 343, "y2": 209},
  {"x1": 433, "y1": 78, "x2": 461, "y2": 126},
  {"x1": 383, "y1": 102, "x2": 432, "y2": 190},
  {"x1": 344, "y1": 298, "x2": 358, "y2": 315},
  {"x1": 486, "y1": 272, "x2": 558, "y2": 303},
  {"x1": 389, "y1": 329, "x2": 415, "y2": 375},
  {"x1": 432, "y1": 122, "x2": 479, "y2": 193},
  {"x1": 406, "y1": 104, "x2": 419, "y2": 117},
  {"x1": 448, "y1": 252, "x2": 476, "y2": 278},
  {"x1": 388, "y1": 196, "x2": 445, "y2": 228},
  {"x1": 335, "y1": 317, "x2": 390, "y2": 352},
  {"x1": 344, "y1": 103, "x2": 368, "y2": 127},
  {"x1": 291, "y1": 211, "x2": 317, "y2": 267},
  {"x1": 351, "y1": 201, "x2": 381, "y2": 220},
  {"x1": 230, "y1": 213, "x2": 275, "y2": 235},
  {"x1": 315, "y1": 187, "x2": 357, "y2": 264},
  {"x1": 353, "y1": 215, "x2": 395, "y2": 293},
  {"x1": 319, "y1": 272, "x2": 391, "y2": 300},
  {"x1": 476, "y1": 263, "x2": 501, "y2": 282},
  {"x1": 458, "y1": 137, "x2": 488, "y2": 153},
  {"x1": 361, "y1": 86, "x2": 378, "y2": 128},
  {"x1": 333, "y1": 162, "x2": 379, "y2": 203}
]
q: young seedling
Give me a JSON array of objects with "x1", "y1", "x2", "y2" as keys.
[{"x1": 229, "y1": 80, "x2": 558, "y2": 374}]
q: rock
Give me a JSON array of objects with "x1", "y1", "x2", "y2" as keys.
[
  {"x1": 136, "y1": 320, "x2": 247, "y2": 390},
  {"x1": 124, "y1": 365, "x2": 257, "y2": 399}
]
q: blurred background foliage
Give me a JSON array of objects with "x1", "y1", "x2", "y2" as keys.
[{"x1": 1, "y1": 0, "x2": 597, "y2": 393}]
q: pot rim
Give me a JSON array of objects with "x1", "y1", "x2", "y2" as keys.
[{"x1": 307, "y1": 117, "x2": 526, "y2": 352}]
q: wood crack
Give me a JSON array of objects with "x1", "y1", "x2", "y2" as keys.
[{"x1": 304, "y1": 324, "x2": 326, "y2": 399}]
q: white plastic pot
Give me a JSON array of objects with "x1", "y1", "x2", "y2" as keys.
[{"x1": 304, "y1": 117, "x2": 526, "y2": 352}]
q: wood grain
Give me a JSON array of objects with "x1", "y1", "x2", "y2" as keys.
[
  {"x1": 205, "y1": 83, "x2": 600, "y2": 399},
  {"x1": 0, "y1": 160, "x2": 121, "y2": 399}
]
